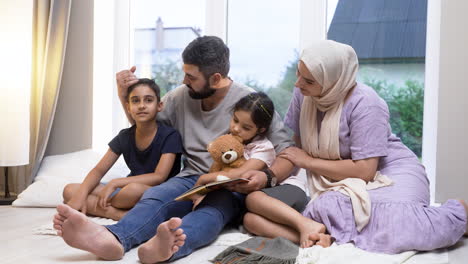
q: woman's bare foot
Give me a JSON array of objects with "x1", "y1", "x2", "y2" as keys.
[
  {"x1": 314, "y1": 233, "x2": 334, "y2": 247},
  {"x1": 297, "y1": 218, "x2": 326, "y2": 248},
  {"x1": 138, "y1": 217, "x2": 187, "y2": 264},
  {"x1": 53, "y1": 204, "x2": 124, "y2": 260},
  {"x1": 459, "y1": 200, "x2": 468, "y2": 236}
]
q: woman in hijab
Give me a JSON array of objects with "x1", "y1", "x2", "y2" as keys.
[{"x1": 242, "y1": 40, "x2": 467, "y2": 253}]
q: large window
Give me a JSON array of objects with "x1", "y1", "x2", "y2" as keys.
[
  {"x1": 227, "y1": 0, "x2": 300, "y2": 117},
  {"x1": 94, "y1": 0, "x2": 444, "y2": 202},
  {"x1": 327, "y1": 0, "x2": 427, "y2": 157},
  {"x1": 131, "y1": 0, "x2": 205, "y2": 96},
  {"x1": 128, "y1": 0, "x2": 426, "y2": 157}
]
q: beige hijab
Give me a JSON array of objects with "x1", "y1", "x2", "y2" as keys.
[{"x1": 299, "y1": 40, "x2": 392, "y2": 231}]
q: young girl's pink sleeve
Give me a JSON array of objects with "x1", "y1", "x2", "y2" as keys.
[{"x1": 243, "y1": 137, "x2": 276, "y2": 167}]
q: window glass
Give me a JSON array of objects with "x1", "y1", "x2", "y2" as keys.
[
  {"x1": 227, "y1": 0, "x2": 300, "y2": 117},
  {"x1": 327, "y1": 0, "x2": 426, "y2": 157},
  {"x1": 132, "y1": 0, "x2": 205, "y2": 95}
]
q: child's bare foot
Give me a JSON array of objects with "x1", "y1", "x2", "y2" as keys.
[
  {"x1": 53, "y1": 204, "x2": 124, "y2": 260},
  {"x1": 138, "y1": 217, "x2": 187, "y2": 264},
  {"x1": 85, "y1": 195, "x2": 127, "y2": 221},
  {"x1": 459, "y1": 200, "x2": 468, "y2": 236},
  {"x1": 297, "y1": 218, "x2": 326, "y2": 248},
  {"x1": 102, "y1": 206, "x2": 127, "y2": 221}
]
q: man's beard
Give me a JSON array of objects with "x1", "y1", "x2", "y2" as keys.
[{"x1": 187, "y1": 82, "x2": 216, "y2": 99}]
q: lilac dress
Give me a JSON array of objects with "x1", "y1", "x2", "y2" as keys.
[{"x1": 284, "y1": 83, "x2": 466, "y2": 253}]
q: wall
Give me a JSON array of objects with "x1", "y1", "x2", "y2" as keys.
[
  {"x1": 46, "y1": 0, "x2": 93, "y2": 155},
  {"x1": 433, "y1": 0, "x2": 468, "y2": 202}
]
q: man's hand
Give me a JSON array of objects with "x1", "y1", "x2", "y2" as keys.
[
  {"x1": 228, "y1": 170, "x2": 268, "y2": 194},
  {"x1": 116, "y1": 66, "x2": 138, "y2": 98}
]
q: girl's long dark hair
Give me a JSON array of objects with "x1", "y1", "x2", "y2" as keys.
[{"x1": 232, "y1": 92, "x2": 274, "y2": 136}]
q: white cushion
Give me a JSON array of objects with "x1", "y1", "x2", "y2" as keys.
[{"x1": 12, "y1": 149, "x2": 130, "y2": 207}]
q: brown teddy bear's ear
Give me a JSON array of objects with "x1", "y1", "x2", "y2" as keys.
[{"x1": 232, "y1": 135, "x2": 244, "y2": 144}]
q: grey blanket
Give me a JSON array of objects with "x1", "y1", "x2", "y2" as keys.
[{"x1": 212, "y1": 236, "x2": 299, "y2": 264}]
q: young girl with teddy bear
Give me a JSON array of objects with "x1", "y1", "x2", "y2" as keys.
[{"x1": 189, "y1": 92, "x2": 331, "y2": 248}]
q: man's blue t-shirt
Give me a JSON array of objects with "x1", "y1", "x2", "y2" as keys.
[{"x1": 108, "y1": 122, "x2": 183, "y2": 178}]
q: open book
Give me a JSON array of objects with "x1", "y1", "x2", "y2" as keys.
[{"x1": 175, "y1": 178, "x2": 250, "y2": 201}]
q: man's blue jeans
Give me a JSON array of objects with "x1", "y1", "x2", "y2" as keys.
[{"x1": 106, "y1": 175, "x2": 246, "y2": 261}]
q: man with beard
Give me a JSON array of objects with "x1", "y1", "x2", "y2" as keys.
[{"x1": 53, "y1": 36, "x2": 293, "y2": 263}]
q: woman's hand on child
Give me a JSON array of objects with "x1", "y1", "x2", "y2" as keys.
[{"x1": 278, "y1": 147, "x2": 313, "y2": 169}]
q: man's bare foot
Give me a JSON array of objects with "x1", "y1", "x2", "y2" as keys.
[
  {"x1": 459, "y1": 200, "x2": 468, "y2": 236},
  {"x1": 138, "y1": 217, "x2": 187, "y2": 264},
  {"x1": 53, "y1": 204, "x2": 124, "y2": 260},
  {"x1": 297, "y1": 218, "x2": 326, "y2": 248}
]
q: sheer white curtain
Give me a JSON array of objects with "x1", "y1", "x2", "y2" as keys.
[{"x1": 11, "y1": 0, "x2": 72, "y2": 194}]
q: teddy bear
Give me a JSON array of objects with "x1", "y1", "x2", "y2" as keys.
[{"x1": 207, "y1": 134, "x2": 246, "y2": 173}]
